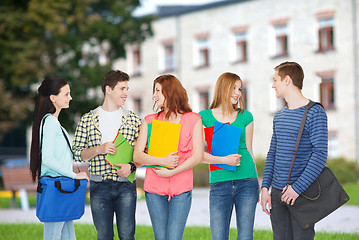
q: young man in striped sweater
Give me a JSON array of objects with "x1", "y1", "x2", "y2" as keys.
[{"x1": 260, "y1": 62, "x2": 328, "y2": 240}]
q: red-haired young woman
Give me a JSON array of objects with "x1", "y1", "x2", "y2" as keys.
[{"x1": 134, "y1": 74, "x2": 204, "y2": 240}]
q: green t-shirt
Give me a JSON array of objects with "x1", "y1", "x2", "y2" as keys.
[{"x1": 199, "y1": 109, "x2": 257, "y2": 183}]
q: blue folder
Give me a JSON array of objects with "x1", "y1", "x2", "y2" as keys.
[{"x1": 210, "y1": 121, "x2": 241, "y2": 171}]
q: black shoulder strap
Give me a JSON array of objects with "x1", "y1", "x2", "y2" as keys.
[
  {"x1": 60, "y1": 127, "x2": 73, "y2": 156},
  {"x1": 38, "y1": 115, "x2": 49, "y2": 178},
  {"x1": 286, "y1": 101, "x2": 323, "y2": 185},
  {"x1": 38, "y1": 115, "x2": 75, "y2": 178}
]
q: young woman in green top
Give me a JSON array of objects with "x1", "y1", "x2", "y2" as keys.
[{"x1": 199, "y1": 72, "x2": 259, "y2": 240}]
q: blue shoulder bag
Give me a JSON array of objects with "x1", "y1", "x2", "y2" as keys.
[{"x1": 36, "y1": 115, "x2": 88, "y2": 222}]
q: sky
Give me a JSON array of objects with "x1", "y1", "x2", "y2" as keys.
[{"x1": 134, "y1": 0, "x2": 224, "y2": 16}]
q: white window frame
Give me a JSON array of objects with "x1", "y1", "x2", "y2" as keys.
[
  {"x1": 126, "y1": 44, "x2": 142, "y2": 76},
  {"x1": 194, "y1": 37, "x2": 210, "y2": 68},
  {"x1": 274, "y1": 24, "x2": 288, "y2": 57}
]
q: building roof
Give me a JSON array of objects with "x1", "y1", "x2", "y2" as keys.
[{"x1": 157, "y1": 0, "x2": 250, "y2": 18}]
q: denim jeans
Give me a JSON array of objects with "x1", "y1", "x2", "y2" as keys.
[
  {"x1": 145, "y1": 190, "x2": 192, "y2": 240},
  {"x1": 210, "y1": 178, "x2": 259, "y2": 240},
  {"x1": 90, "y1": 180, "x2": 137, "y2": 240},
  {"x1": 43, "y1": 221, "x2": 76, "y2": 240},
  {"x1": 270, "y1": 188, "x2": 315, "y2": 240}
]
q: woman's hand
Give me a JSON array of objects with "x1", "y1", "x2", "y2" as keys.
[
  {"x1": 75, "y1": 172, "x2": 89, "y2": 181},
  {"x1": 221, "y1": 154, "x2": 241, "y2": 166},
  {"x1": 162, "y1": 151, "x2": 179, "y2": 168},
  {"x1": 153, "y1": 167, "x2": 174, "y2": 177}
]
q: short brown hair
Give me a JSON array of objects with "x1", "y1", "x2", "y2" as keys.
[
  {"x1": 153, "y1": 74, "x2": 192, "y2": 119},
  {"x1": 101, "y1": 70, "x2": 129, "y2": 94},
  {"x1": 274, "y1": 61, "x2": 304, "y2": 89}
]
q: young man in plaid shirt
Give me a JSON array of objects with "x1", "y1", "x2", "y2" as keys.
[{"x1": 73, "y1": 70, "x2": 141, "y2": 240}]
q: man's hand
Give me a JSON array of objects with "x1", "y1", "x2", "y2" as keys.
[
  {"x1": 260, "y1": 187, "x2": 272, "y2": 216},
  {"x1": 114, "y1": 163, "x2": 131, "y2": 178},
  {"x1": 281, "y1": 185, "x2": 299, "y2": 205},
  {"x1": 98, "y1": 142, "x2": 117, "y2": 155}
]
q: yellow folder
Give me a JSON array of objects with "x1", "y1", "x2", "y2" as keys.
[
  {"x1": 105, "y1": 132, "x2": 135, "y2": 183},
  {"x1": 147, "y1": 119, "x2": 181, "y2": 168}
]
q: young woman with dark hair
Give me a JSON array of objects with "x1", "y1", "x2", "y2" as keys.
[
  {"x1": 133, "y1": 74, "x2": 204, "y2": 240},
  {"x1": 30, "y1": 76, "x2": 88, "y2": 240}
]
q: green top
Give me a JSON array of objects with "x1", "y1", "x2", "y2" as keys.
[{"x1": 199, "y1": 109, "x2": 257, "y2": 183}]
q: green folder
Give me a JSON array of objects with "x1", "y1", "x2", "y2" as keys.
[{"x1": 105, "y1": 132, "x2": 135, "y2": 183}]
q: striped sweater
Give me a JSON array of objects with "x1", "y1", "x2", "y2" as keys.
[{"x1": 262, "y1": 102, "x2": 328, "y2": 195}]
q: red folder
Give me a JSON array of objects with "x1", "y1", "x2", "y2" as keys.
[
  {"x1": 204, "y1": 126, "x2": 222, "y2": 171},
  {"x1": 204, "y1": 122, "x2": 231, "y2": 171}
]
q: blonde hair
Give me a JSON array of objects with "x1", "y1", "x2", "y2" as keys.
[{"x1": 209, "y1": 72, "x2": 244, "y2": 115}]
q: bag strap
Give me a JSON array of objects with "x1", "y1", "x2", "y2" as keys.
[
  {"x1": 39, "y1": 114, "x2": 80, "y2": 179},
  {"x1": 55, "y1": 179, "x2": 81, "y2": 194},
  {"x1": 286, "y1": 101, "x2": 323, "y2": 186},
  {"x1": 60, "y1": 127, "x2": 74, "y2": 157},
  {"x1": 38, "y1": 115, "x2": 49, "y2": 178}
]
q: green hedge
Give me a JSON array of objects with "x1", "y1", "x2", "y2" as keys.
[
  {"x1": 326, "y1": 158, "x2": 359, "y2": 184},
  {"x1": 192, "y1": 157, "x2": 359, "y2": 187}
]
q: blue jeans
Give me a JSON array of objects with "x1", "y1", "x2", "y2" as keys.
[
  {"x1": 210, "y1": 178, "x2": 259, "y2": 240},
  {"x1": 90, "y1": 180, "x2": 137, "y2": 240},
  {"x1": 43, "y1": 221, "x2": 76, "y2": 240},
  {"x1": 145, "y1": 190, "x2": 192, "y2": 240},
  {"x1": 270, "y1": 188, "x2": 315, "y2": 240}
]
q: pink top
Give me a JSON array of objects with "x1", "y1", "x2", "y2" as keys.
[{"x1": 143, "y1": 112, "x2": 202, "y2": 198}]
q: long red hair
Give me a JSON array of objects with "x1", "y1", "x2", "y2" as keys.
[{"x1": 153, "y1": 74, "x2": 192, "y2": 119}]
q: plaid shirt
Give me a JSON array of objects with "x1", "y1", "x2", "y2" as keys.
[{"x1": 72, "y1": 107, "x2": 141, "y2": 181}]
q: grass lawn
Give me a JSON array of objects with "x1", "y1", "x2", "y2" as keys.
[
  {"x1": 0, "y1": 184, "x2": 358, "y2": 239},
  {"x1": 0, "y1": 182, "x2": 358, "y2": 209},
  {"x1": 344, "y1": 182, "x2": 359, "y2": 205},
  {"x1": 0, "y1": 224, "x2": 358, "y2": 240}
]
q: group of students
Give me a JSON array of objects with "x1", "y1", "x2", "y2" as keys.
[{"x1": 29, "y1": 60, "x2": 328, "y2": 240}]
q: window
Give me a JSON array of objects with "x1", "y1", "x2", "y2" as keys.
[
  {"x1": 318, "y1": 17, "x2": 334, "y2": 52},
  {"x1": 320, "y1": 76, "x2": 335, "y2": 109},
  {"x1": 164, "y1": 43, "x2": 175, "y2": 72},
  {"x1": 241, "y1": 83, "x2": 248, "y2": 109},
  {"x1": 133, "y1": 97, "x2": 142, "y2": 115},
  {"x1": 131, "y1": 47, "x2": 142, "y2": 76},
  {"x1": 234, "y1": 31, "x2": 247, "y2": 62},
  {"x1": 328, "y1": 131, "x2": 339, "y2": 158},
  {"x1": 274, "y1": 24, "x2": 288, "y2": 57},
  {"x1": 199, "y1": 90, "x2": 209, "y2": 110},
  {"x1": 197, "y1": 38, "x2": 210, "y2": 68}
]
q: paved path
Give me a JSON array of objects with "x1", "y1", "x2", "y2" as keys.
[{"x1": 0, "y1": 188, "x2": 358, "y2": 233}]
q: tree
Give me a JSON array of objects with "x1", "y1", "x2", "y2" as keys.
[{"x1": 0, "y1": 0, "x2": 153, "y2": 140}]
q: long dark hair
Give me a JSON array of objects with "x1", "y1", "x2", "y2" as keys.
[{"x1": 30, "y1": 77, "x2": 68, "y2": 181}]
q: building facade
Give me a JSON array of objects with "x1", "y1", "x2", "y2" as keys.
[{"x1": 115, "y1": 0, "x2": 359, "y2": 161}]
